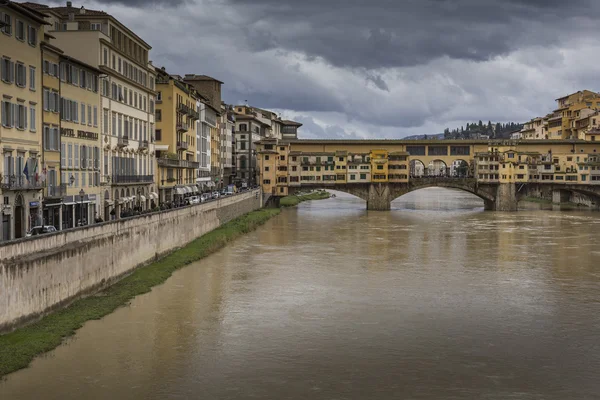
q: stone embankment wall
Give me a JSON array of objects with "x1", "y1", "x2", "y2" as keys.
[{"x1": 0, "y1": 190, "x2": 262, "y2": 332}]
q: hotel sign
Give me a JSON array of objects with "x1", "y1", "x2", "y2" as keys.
[{"x1": 61, "y1": 128, "x2": 98, "y2": 141}]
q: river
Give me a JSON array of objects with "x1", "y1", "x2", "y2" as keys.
[{"x1": 2, "y1": 188, "x2": 600, "y2": 399}]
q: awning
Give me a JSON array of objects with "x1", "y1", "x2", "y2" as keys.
[
  {"x1": 139, "y1": 195, "x2": 146, "y2": 202},
  {"x1": 174, "y1": 187, "x2": 185, "y2": 195},
  {"x1": 190, "y1": 185, "x2": 199, "y2": 193},
  {"x1": 105, "y1": 200, "x2": 114, "y2": 206},
  {"x1": 149, "y1": 192, "x2": 158, "y2": 200}
]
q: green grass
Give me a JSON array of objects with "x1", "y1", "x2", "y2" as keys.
[
  {"x1": 280, "y1": 191, "x2": 331, "y2": 207},
  {"x1": 0, "y1": 208, "x2": 281, "y2": 378},
  {"x1": 521, "y1": 197, "x2": 552, "y2": 204}
]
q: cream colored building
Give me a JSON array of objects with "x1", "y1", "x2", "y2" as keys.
[
  {"x1": 27, "y1": 1, "x2": 158, "y2": 218},
  {"x1": 0, "y1": 2, "x2": 47, "y2": 240}
]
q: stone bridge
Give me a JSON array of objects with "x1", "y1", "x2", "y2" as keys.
[
  {"x1": 288, "y1": 178, "x2": 517, "y2": 211},
  {"x1": 289, "y1": 179, "x2": 600, "y2": 211}
]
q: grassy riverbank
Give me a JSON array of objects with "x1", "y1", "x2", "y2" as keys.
[
  {"x1": 0, "y1": 208, "x2": 280, "y2": 378},
  {"x1": 279, "y1": 190, "x2": 331, "y2": 207}
]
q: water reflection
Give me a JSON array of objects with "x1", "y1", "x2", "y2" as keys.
[{"x1": 2, "y1": 188, "x2": 600, "y2": 400}]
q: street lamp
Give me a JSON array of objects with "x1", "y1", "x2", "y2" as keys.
[
  {"x1": 79, "y1": 189, "x2": 85, "y2": 226},
  {"x1": 69, "y1": 174, "x2": 75, "y2": 186}
]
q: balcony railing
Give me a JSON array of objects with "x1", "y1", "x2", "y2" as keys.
[
  {"x1": 139, "y1": 140, "x2": 149, "y2": 149},
  {"x1": 117, "y1": 136, "x2": 129, "y2": 147},
  {"x1": 177, "y1": 103, "x2": 190, "y2": 115},
  {"x1": 189, "y1": 110, "x2": 200, "y2": 120},
  {"x1": 47, "y1": 183, "x2": 67, "y2": 198},
  {"x1": 157, "y1": 158, "x2": 200, "y2": 169},
  {"x1": 177, "y1": 123, "x2": 189, "y2": 132},
  {"x1": 0, "y1": 175, "x2": 45, "y2": 190},
  {"x1": 177, "y1": 141, "x2": 189, "y2": 150},
  {"x1": 111, "y1": 175, "x2": 154, "y2": 184}
]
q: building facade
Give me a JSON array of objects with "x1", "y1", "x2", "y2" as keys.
[
  {"x1": 0, "y1": 2, "x2": 47, "y2": 241},
  {"x1": 154, "y1": 68, "x2": 200, "y2": 203},
  {"x1": 29, "y1": 2, "x2": 158, "y2": 218}
]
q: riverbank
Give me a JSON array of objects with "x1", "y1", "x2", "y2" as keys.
[
  {"x1": 520, "y1": 196, "x2": 589, "y2": 210},
  {"x1": 280, "y1": 190, "x2": 331, "y2": 207},
  {"x1": 0, "y1": 208, "x2": 280, "y2": 378}
]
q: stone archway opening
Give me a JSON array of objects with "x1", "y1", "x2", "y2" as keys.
[
  {"x1": 392, "y1": 186, "x2": 486, "y2": 211},
  {"x1": 410, "y1": 160, "x2": 425, "y2": 177},
  {"x1": 450, "y1": 159, "x2": 470, "y2": 178},
  {"x1": 427, "y1": 160, "x2": 448, "y2": 177}
]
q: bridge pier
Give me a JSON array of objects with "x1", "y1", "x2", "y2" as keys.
[
  {"x1": 552, "y1": 189, "x2": 571, "y2": 204},
  {"x1": 367, "y1": 183, "x2": 391, "y2": 211},
  {"x1": 492, "y1": 182, "x2": 518, "y2": 211}
]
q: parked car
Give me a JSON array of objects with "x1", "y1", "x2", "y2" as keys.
[
  {"x1": 200, "y1": 193, "x2": 210, "y2": 202},
  {"x1": 188, "y1": 196, "x2": 200, "y2": 205},
  {"x1": 26, "y1": 225, "x2": 57, "y2": 237},
  {"x1": 212, "y1": 191, "x2": 220, "y2": 199}
]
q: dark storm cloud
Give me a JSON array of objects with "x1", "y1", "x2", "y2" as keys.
[
  {"x1": 89, "y1": 0, "x2": 189, "y2": 6},
  {"x1": 224, "y1": 0, "x2": 598, "y2": 69}
]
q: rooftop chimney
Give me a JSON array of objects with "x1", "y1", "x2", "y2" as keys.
[
  {"x1": 66, "y1": 1, "x2": 72, "y2": 7},
  {"x1": 80, "y1": 6, "x2": 85, "y2": 14}
]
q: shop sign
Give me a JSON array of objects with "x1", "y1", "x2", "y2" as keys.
[{"x1": 29, "y1": 201, "x2": 40, "y2": 208}]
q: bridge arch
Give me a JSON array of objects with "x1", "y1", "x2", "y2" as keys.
[
  {"x1": 390, "y1": 180, "x2": 496, "y2": 204},
  {"x1": 288, "y1": 185, "x2": 370, "y2": 202}
]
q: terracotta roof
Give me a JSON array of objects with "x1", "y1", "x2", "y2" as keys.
[
  {"x1": 29, "y1": 3, "x2": 108, "y2": 16},
  {"x1": 9, "y1": 2, "x2": 51, "y2": 25},
  {"x1": 282, "y1": 120, "x2": 302, "y2": 127},
  {"x1": 184, "y1": 74, "x2": 224, "y2": 84}
]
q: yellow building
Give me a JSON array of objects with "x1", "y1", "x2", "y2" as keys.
[
  {"x1": 40, "y1": 40, "x2": 62, "y2": 228},
  {"x1": 370, "y1": 149, "x2": 389, "y2": 183},
  {"x1": 55, "y1": 55, "x2": 103, "y2": 228},
  {"x1": 334, "y1": 151, "x2": 347, "y2": 184},
  {"x1": 388, "y1": 151, "x2": 409, "y2": 183},
  {"x1": 552, "y1": 90, "x2": 600, "y2": 139},
  {"x1": 257, "y1": 138, "x2": 278, "y2": 195},
  {"x1": 154, "y1": 69, "x2": 200, "y2": 203},
  {"x1": 0, "y1": 2, "x2": 48, "y2": 240}
]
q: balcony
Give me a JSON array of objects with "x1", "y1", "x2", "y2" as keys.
[
  {"x1": 177, "y1": 141, "x2": 190, "y2": 151},
  {"x1": 177, "y1": 103, "x2": 194, "y2": 116},
  {"x1": 189, "y1": 110, "x2": 200, "y2": 120},
  {"x1": 157, "y1": 158, "x2": 200, "y2": 169},
  {"x1": 47, "y1": 183, "x2": 67, "y2": 198},
  {"x1": 177, "y1": 123, "x2": 189, "y2": 132},
  {"x1": 1, "y1": 175, "x2": 45, "y2": 190},
  {"x1": 111, "y1": 175, "x2": 154, "y2": 185},
  {"x1": 117, "y1": 136, "x2": 129, "y2": 148},
  {"x1": 139, "y1": 140, "x2": 149, "y2": 149}
]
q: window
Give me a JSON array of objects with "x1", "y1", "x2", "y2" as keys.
[
  {"x1": 156, "y1": 109, "x2": 161, "y2": 121},
  {"x1": 118, "y1": 57, "x2": 121, "y2": 73},
  {"x1": 88, "y1": 104, "x2": 92, "y2": 126},
  {"x1": 61, "y1": 143, "x2": 66, "y2": 166},
  {"x1": 91, "y1": 23, "x2": 101, "y2": 31},
  {"x1": 15, "y1": 63, "x2": 26, "y2": 87},
  {"x1": 74, "y1": 144, "x2": 80, "y2": 169},
  {"x1": 15, "y1": 104, "x2": 27, "y2": 129},
  {"x1": 123, "y1": 87, "x2": 127, "y2": 104},
  {"x1": 1, "y1": 101, "x2": 14, "y2": 127},
  {"x1": 263, "y1": 179, "x2": 271, "y2": 184},
  {"x1": 103, "y1": 109, "x2": 109, "y2": 134},
  {"x1": 156, "y1": 91, "x2": 162, "y2": 101},
  {"x1": 112, "y1": 55, "x2": 116, "y2": 69},
  {"x1": 155, "y1": 129, "x2": 161, "y2": 140},
  {"x1": 280, "y1": 155, "x2": 285, "y2": 161},
  {"x1": 265, "y1": 166, "x2": 269, "y2": 172},
  {"x1": 360, "y1": 173, "x2": 366, "y2": 179},
  {"x1": 43, "y1": 125, "x2": 59, "y2": 151},
  {"x1": 81, "y1": 103, "x2": 86, "y2": 125},
  {"x1": 68, "y1": 143, "x2": 73, "y2": 167},
  {"x1": 1, "y1": 57, "x2": 14, "y2": 83},
  {"x1": 16, "y1": 20, "x2": 24, "y2": 40},
  {"x1": 27, "y1": 25, "x2": 37, "y2": 46},
  {"x1": 1, "y1": 13, "x2": 12, "y2": 35},
  {"x1": 265, "y1": 155, "x2": 270, "y2": 161},
  {"x1": 102, "y1": 79, "x2": 109, "y2": 97},
  {"x1": 103, "y1": 48, "x2": 108, "y2": 65},
  {"x1": 29, "y1": 106, "x2": 35, "y2": 131},
  {"x1": 29, "y1": 66, "x2": 35, "y2": 90}
]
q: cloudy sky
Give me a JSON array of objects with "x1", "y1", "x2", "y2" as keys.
[{"x1": 47, "y1": 0, "x2": 600, "y2": 138}]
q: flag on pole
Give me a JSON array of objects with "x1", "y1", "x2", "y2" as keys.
[
  {"x1": 23, "y1": 161, "x2": 29, "y2": 182},
  {"x1": 33, "y1": 159, "x2": 39, "y2": 182}
]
